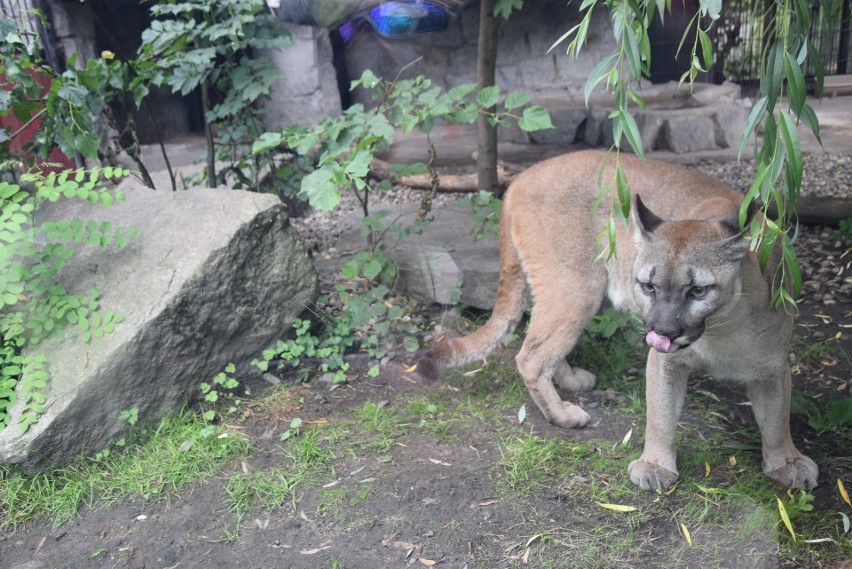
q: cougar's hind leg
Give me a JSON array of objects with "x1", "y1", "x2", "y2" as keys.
[{"x1": 515, "y1": 272, "x2": 604, "y2": 428}]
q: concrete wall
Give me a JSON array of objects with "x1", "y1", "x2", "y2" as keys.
[{"x1": 260, "y1": 23, "x2": 343, "y2": 130}]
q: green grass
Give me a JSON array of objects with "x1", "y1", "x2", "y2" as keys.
[
  {"x1": 0, "y1": 410, "x2": 251, "y2": 532},
  {"x1": 224, "y1": 467, "x2": 301, "y2": 520}
]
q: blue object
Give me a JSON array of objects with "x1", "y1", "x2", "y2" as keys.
[{"x1": 338, "y1": 1, "x2": 450, "y2": 42}]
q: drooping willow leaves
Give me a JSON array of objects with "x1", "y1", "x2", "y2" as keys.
[{"x1": 553, "y1": 0, "x2": 832, "y2": 311}]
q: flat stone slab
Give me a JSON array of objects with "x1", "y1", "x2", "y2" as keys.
[
  {"x1": 328, "y1": 202, "x2": 500, "y2": 310},
  {"x1": 0, "y1": 181, "x2": 317, "y2": 468}
]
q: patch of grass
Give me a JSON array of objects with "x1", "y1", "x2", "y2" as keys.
[
  {"x1": 282, "y1": 425, "x2": 335, "y2": 469},
  {"x1": 496, "y1": 430, "x2": 564, "y2": 494},
  {"x1": 316, "y1": 486, "x2": 347, "y2": 519},
  {"x1": 0, "y1": 410, "x2": 251, "y2": 532},
  {"x1": 353, "y1": 400, "x2": 410, "y2": 453},
  {"x1": 791, "y1": 335, "x2": 851, "y2": 369},
  {"x1": 224, "y1": 467, "x2": 301, "y2": 521}
]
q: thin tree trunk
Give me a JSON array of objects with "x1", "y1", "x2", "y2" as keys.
[
  {"x1": 477, "y1": 0, "x2": 500, "y2": 195},
  {"x1": 200, "y1": 78, "x2": 216, "y2": 188}
]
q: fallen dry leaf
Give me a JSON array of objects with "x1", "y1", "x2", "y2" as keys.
[
  {"x1": 477, "y1": 499, "x2": 499, "y2": 507},
  {"x1": 839, "y1": 479, "x2": 851, "y2": 507},
  {"x1": 596, "y1": 502, "x2": 637, "y2": 512},
  {"x1": 777, "y1": 497, "x2": 797, "y2": 543},
  {"x1": 729, "y1": 455, "x2": 737, "y2": 466},
  {"x1": 299, "y1": 545, "x2": 332, "y2": 555},
  {"x1": 429, "y1": 458, "x2": 452, "y2": 466},
  {"x1": 35, "y1": 535, "x2": 47, "y2": 555},
  {"x1": 681, "y1": 523, "x2": 693, "y2": 546},
  {"x1": 705, "y1": 462, "x2": 711, "y2": 477},
  {"x1": 419, "y1": 559, "x2": 440, "y2": 566},
  {"x1": 405, "y1": 363, "x2": 418, "y2": 373},
  {"x1": 241, "y1": 461, "x2": 249, "y2": 474}
]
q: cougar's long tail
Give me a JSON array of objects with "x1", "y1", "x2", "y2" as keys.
[{"x1": 418, "y1": 205, "x2": 526, "y2": 376}]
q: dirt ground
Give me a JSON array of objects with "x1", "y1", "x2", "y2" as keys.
[{"x1": 1, "y1": 222, "x2": 850, "y2": 569}]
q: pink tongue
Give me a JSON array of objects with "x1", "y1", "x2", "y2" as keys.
[{"x1": 646, "y1": 331, "x2": 680, "y2": 353}]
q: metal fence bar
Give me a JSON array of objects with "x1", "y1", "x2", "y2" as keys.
[
  {"x1": 651, "y1": 0, "x2": 852, "y2": 86},
  {"x1": 0, "y1": 0, "x2": 41, "y2": 47}
]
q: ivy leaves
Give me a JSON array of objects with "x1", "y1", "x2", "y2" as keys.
[{"x1": 1, "y1": 169, "x2": 135, "y2": 433}]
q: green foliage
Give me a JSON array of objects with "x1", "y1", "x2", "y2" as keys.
[
  {"x1": 138, "y1": 0, "x2": 292, "y2": 190},
  {"x1": 0, "y1": 18, "x2": 147, "y2": 167},
  {"x1": 253, "y1": 317, "x2": 352, "y2": 384},
  {"x1": 791, "y1": 392, "x2": 852, "y2": 435},
  {"x1": 253, "y1": 70, "x2": 550, "y2": 216},
  {"x1": 251, "y1": 71, "x2": 551, "y2": 385},
  {"x1": 458, "y1": 190, "x2": 504, "y2": 242},
  {"x1": 830, "y1": 217, "x2": 852, "y2": 244},
  {"x1": 199, "y1": 362, "x2": 243, "y2": 436},
  {"x1": 585, "y1": 308, "x2": 642, "y2": 341},
  {"x1": 0, "y1": 168, "x2": 135, "y2": 432},
  {"x1": 553, "y1": 0, "x2": 824, "y2": 310}
]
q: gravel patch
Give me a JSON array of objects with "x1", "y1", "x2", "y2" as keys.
[{"x1": 694, "y1": 152, "x2": 852, "y2": 198}]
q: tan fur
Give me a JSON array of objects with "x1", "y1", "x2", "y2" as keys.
[{"x1": 420, "y1": 150, "x2": 818, "y2": 491}]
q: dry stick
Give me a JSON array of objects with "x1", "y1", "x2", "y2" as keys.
[
  {"x1": 7, "y1": 108, "x2": 46, "y2": 141},
  {"x1": 416, "y1": 137, "x2": 439, "y2": 221},
  {"x1": 144, "y1": 98, "x2": 177, "y2": 191}
]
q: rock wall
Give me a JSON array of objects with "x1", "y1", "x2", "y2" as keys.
[{"x1": 343, "y1": 0, "x2": 617, "y2": 106}]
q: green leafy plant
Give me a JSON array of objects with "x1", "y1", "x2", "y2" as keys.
[
  {"x1": 830, "y1": 217, "x2": 852, "y2": 244},
  {"x1": 199, "y1": 363, "x2": 243, "y2": 437},
  {"x1": 0, "y1": 16, "x2": 166, "y2": 187},
  {"x1": 791, "y1": 392, "x2": 852, "y2": 435},
  {"x1": 1, "y1": 167, "x2": 135, "y2": 432},
  {"x1": 251, "y1": 71, "x2": 551, "y2": 383},
  {"x1": 280, "y1": 417, "x2": 303, "y2": 442},
  {"x1": 138, "y1": 0, "x2": 292, "y2": 190},
  {"x1": 252, "y1": 317, "x2": 352, "y2": 384}
]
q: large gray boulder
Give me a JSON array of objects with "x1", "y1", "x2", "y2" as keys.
[{"x1": 0, "y1": 181, "x2": 317, "y2": 468}]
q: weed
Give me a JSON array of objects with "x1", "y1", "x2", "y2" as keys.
[
  {"x1": 830, "y1": 217, "x2": 852, "y2": 244},
  {"x1": 224, "y1": 468, "x2": 300, "y2": 521},
  {"x1": 791, "y1": 391, "x2": 852, "y2": 436},
  {"x1": 496, "y1": 431, "x2": 562, "y2": 494},
  {"x1": 283, "y1": 426, "x2": 334, "y2": 469},
  {"x1": 280, "y1": 417, "x2": 304, "y2": 442},
  {"x1": 316, "y1": 486, "x2": 347, "y2": 520}
]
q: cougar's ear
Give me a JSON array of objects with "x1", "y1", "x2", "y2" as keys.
[
  {"x1": 632, "y1": 195, "x2": 664, "y2": 243},
  {"x1": 718, "y1": 199, "x2": 757, "y2": 237},
  {"x1": 716, "y1": 200, "x2": 756, "y2": 261}
]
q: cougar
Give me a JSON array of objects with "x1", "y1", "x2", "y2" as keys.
[{"x1": 417, "y1": 150, "x2": 818, "y2": 491}]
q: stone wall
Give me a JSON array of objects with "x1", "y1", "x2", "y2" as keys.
[
  {"x1": 343, "y1": 0, "x2": 618, "y2": 106},
  {"x1": 260, "y1": 23, "x2": 343, "y2": 130}
]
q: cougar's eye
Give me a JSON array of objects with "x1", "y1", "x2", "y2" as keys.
[
  {"x1": 640, "y1": 281, "x2": 655, "y2": 294},
  {"x1": 689, "y1": 285, "x2": 710, "y2": 298}
]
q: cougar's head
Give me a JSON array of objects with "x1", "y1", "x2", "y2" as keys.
[{"x1": 630, "y1": 195, "x2": 750, "y2": 354}]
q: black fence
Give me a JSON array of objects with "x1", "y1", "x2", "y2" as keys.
[{"x1": 649, "y1": 0, "x2": 852, "y2": 89}]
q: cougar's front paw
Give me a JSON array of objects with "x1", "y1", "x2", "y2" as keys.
[
  {"x1": 628, "y1": 459, "x2": 679, "y2": 491},
  {"x1": 765, "y1": 455, "x2": 819, "y2": 490},
  {"x1": 549, "y1": 402, "x2": 590, "y2": 429},
  {"x1": 554, "y1": 366, "x2": 596, "y2": 392}
]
